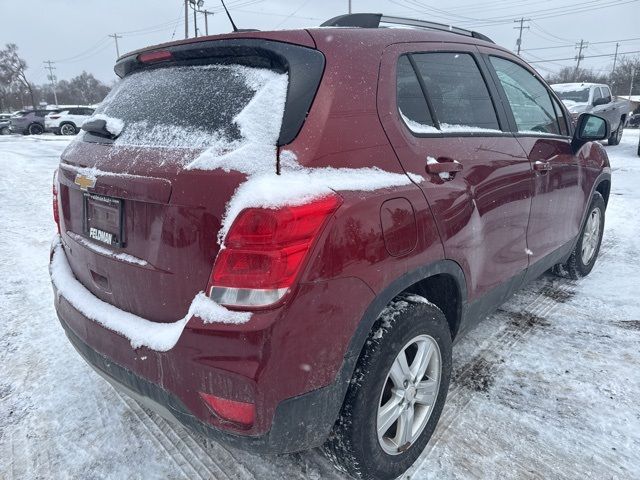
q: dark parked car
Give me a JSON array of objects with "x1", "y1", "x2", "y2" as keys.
[
  {"x1": 10, "y1": 109, "x2": 60, "y2": 135},
  {"x1": 629, "y1": 112, "x2": 640, "y2": 128},
  {"x1": 50, "y1": 14, "x2": 612, "y2": 480},
  {"x1": 0, "y1": 113, "x2": 11, "y2": 135}
]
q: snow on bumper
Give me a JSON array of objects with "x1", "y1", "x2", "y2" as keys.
[{"x1": 49, "y1": 235, "x2": 251, "y2": 351}]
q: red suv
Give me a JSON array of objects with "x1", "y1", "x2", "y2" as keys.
[{"x1": 50, "y1": 14, "x2": 611, "y2": 480}]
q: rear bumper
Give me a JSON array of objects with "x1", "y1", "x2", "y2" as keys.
[
  {"x1": 58, "y1": 312, "x2": 344, "y2": 453},
  {"x1": 50, "y1": 239, "x2": 373, "y2": 453}
]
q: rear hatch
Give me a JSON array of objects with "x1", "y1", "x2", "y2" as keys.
[{"x1": 57, "y1": 34, "x2": 324, "y2": 322}]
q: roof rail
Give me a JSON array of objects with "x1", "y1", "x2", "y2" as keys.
[{"x1": 320, "y1": 13, "x2": 494, "y2": 44}]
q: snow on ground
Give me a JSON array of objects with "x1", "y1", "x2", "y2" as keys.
[{"x1": 1, "y1": 131, "x2": 639, "y2": 479}]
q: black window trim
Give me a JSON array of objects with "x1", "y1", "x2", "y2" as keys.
[
  {"x1": 396, "y1": 49, "x2": 513, "y2": 139},
  {"x1": 483, "y1": 52, "x2": 572, "y2": 140}
]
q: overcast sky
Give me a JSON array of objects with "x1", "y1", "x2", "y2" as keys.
[{"x1": 1, "y1": 0, "x2": 639, "y2": 85}]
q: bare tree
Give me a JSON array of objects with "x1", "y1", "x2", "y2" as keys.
[{"x1": 0, "y1": 43, "x2": 36, "y2": 109}]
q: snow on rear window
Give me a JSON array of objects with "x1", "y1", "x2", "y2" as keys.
[{"x1": 90, "y1": 64, "x2": 288, "y2": 152}]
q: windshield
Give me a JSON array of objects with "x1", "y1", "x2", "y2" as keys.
[
  {"x1": 554, "y1": 88, "x2": 590, "y2": 103},
  {"x1": 89, "y1": 64, "x2": 287, "y2": 149}
]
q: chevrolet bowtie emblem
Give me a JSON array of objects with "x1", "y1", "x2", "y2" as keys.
[{"x1": 74, "y1": 174, "x2": 96, "y2": 191}]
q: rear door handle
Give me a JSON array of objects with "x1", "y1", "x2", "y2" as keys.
[
  {"x1": 426, "y1": 157, "x2": 464, "y2": 175},
  {"x1": 533, "y1": 161, "x2": 552, "y2": 172}
]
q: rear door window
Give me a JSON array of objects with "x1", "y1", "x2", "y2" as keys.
[
  {"x1": 411, "y1": 52, "x2": 500, "y2": 132},
  {"x1": 489, "y1": 56, "x2": 561, "y2": 135},
  {"x1": 396, "y1": 55, "x2": 434, "y2": 130},
  {"x1": 593, "y1": 87, "x2": 603, "y2": 104},
  {"x1": 90, "y1": 64, "x2": 288, "y2": 149}
]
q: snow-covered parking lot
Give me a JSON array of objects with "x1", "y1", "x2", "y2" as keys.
[{"x1": 1, "y1": 131, "x2": 639, "y2": 480}]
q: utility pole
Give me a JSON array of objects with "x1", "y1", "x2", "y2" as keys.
[
  {"x1": 348, "y1": 0, "x2": 352, "y2": 14},
  {"x1": 574, "y1": 39, "x2": 588, "y2": 80},
  {"x1": 611, "y1": 42, "x2": 620, "y2": 77},
  {"x1": 184, "y1": 0, "x2": 189, "y2": 38},
  {"x1": 43, "y1": 60, "x2": 59, "y2": 106},
  {"x1": 513, "y1": 18, "x2": 530, "y2": 55},
  {"x1": 630, "y1": 67, "x2": 636, "y2": 98},
  {"x1": 202, "y1": 10, "x2": 213, "y2": 35},
  {"x1": 193, "y1": 1, "x2": 198, "y2": 37},
  {"x1": 108, "y1": 33, "x2": 122, "y2": 59}
]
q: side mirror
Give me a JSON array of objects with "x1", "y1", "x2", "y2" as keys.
[
  {"x1": 572, "y1": 113, "x2": 610, "y2": 152},
  {"x1": 593, "y1": 97, "x2": 608, "y2": 107}
]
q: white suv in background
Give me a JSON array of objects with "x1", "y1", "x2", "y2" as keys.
[{"x1": 45, "y1": 107, "x2": 95, "y2": 135}]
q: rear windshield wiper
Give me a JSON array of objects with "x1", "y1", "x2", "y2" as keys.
[{"x1": 82, "y1": 119, "x2": 120, "y2": 140}]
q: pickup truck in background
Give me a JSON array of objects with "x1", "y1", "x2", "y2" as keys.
[{"x1": 552, "y1": 82, "x2": 630, "y2": 145}]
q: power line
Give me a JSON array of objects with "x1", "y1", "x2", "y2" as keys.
[
  {"x1": 527, "y1": 49, "x2": 640, "y2": 63},
  {"x1": 523, "y1": 36, "x2": 640, "y2": 52}
]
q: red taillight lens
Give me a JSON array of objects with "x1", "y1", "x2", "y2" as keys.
[
  {"x1": 52, "y1": 170, "x2": 60, "y2": 233},
  {"x1": 199, "y1": 392, "x2": 255, "y2": 426},
  {"x1": 212, "y1": 244, "x2": 307, "y2": 290},
  {"x1": 138, "y1": 50, "x2": 173, "y2": 63},
  {"x1": 208, "y1": 195, "x2": 341, "y2": 307}
]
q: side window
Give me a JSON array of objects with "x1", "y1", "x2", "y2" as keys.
[
  {"x1": 550, "y1": 96, "x2": 569, "y2": 136},
  {"x1": 85, "y1": 108, "x2": 95, "y2": 116},
  {"x1": 412, "y1": 53, "x2": 500, "y2": 131},
  {"x1": 396, "y1": 55, "x2": 434, "y2": 130},
  {"x1": 601, "y1": 87, "x2": 611, "y2": 102},
  {"x1": 489, "y1": 56, "x2": 561, "y2": 135},
  {"x1": 593, "y1": 87, "x2": 603, "y2": 104}
]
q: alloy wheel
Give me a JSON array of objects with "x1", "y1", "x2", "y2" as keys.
[
  {"x1": 581, "y1": 207, "x2": 601, "y2": 265},
  {"x1": 60, "y1": 124, "x2": 76, "y2": 135},
  {"x1": 377, "y1": 334, "x2": 441, "y2": 455}
]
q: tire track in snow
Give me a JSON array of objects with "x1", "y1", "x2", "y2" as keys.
[
  {"x1": 112, "y1": 390, "x2": 238, "y2": 480},
  {"x1": 404, "y1": 246, "x2": 612, "y2": 479}
]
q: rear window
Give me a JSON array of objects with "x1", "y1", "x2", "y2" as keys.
[{"x1": 89, "y1": 64, "x2": 288, "y2": 149}]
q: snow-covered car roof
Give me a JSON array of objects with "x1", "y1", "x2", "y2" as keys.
[{"x1": 551, "y1": 83, "x2": 608, "y2": 92}]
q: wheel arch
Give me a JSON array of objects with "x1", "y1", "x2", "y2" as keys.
[
  {"x1": 595, "y1": 177, "x2": 611, "y2": 208},
  {"x1": 335, "y1": 259, "x2": 466, "y2": 386},
  {"x1": 323, "y1": 259, "x2": 466, "y2": 442}
]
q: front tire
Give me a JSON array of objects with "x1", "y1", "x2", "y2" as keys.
[
  {"x1": 323, "y1": 295, "x2": 452, "y2": 480},
  {"x1": 552, "y1": 192, "x2": 605, "y2": 280}
]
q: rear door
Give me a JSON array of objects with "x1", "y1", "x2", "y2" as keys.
[
  {"x1": 482, "y1": 50, "x2": 584, "y2": 274},
  {"x1": 378, "y1": 42, "x2": 533, "y2": 320}
]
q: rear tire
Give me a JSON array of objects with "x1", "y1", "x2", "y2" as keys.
[
  {"x1": 608, "y1": 119, "x2": 624, "y2": 145},
  {"x1": 28, "y1": 123, "x2": 44, "y2": 135},
  {"x1": 0, "y1": 126, "x2": 9, "y2": 135},
  {"x1": 323, "y1": 294, "x2": 452, "y2": 480},
  {"x1": 552, "y1": 192, "x2": 605, "y2": 280},
  {"x1": 60, "y1": 123, "x2": 77, "y2": 135}
]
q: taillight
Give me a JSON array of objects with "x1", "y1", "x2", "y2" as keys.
[
  {"x1": 208, "y1": 194, "x2": 341, "y2": 308},
  {"x1": 52, "y1": 169, "x2": 60, "y2": 233},
  {"x1": 199, "y1": 392, "x2": 255, "y2": 426},
  {"x1": 49, "y1": 115, "x2": 61, "y2": 119}
]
